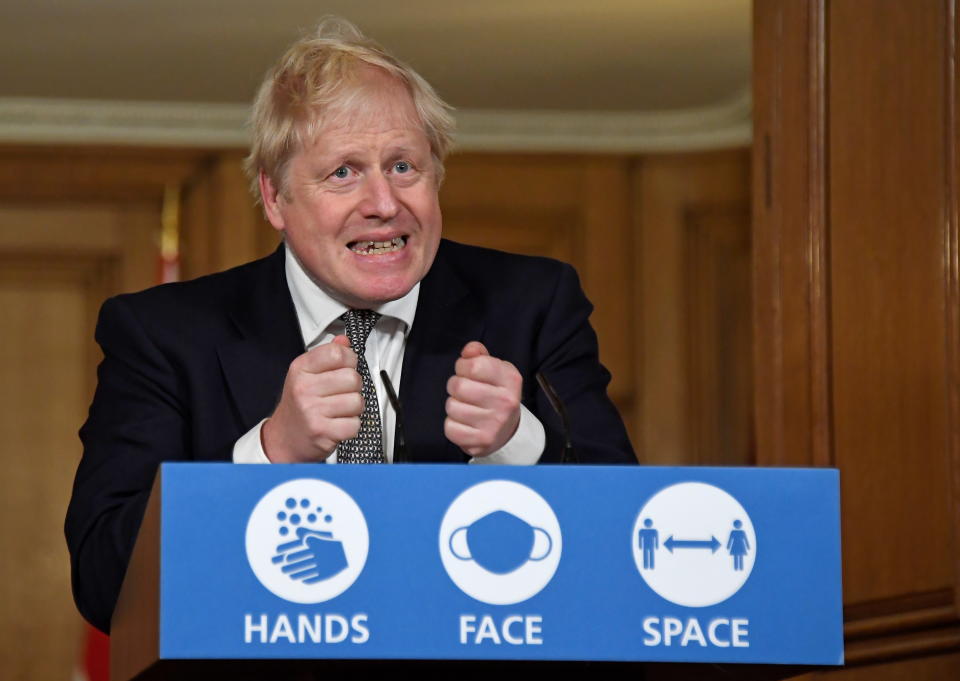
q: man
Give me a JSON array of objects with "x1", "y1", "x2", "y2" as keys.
[{"x1": 66, "y1": 17, "x2": 635, "y2": 634}]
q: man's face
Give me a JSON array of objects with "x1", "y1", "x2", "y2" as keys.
[{"x1": 261, "y1": 72, "x2": 442, "y2": 308}]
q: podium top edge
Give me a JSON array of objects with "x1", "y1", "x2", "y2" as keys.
[{"x1": 158, "y1": 462, "x2": 840, "y2": 474}]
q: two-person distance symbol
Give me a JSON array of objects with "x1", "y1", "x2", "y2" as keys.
[{"x1": 636, "y1": 518, "x2": 750, "y2": 571}]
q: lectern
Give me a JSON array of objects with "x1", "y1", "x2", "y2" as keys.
[{"x1": 111, "y1": 464, "x2": 843, "y2": 680}]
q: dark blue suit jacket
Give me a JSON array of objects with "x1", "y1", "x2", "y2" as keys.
[{"x1": 65, "y1": 239, "x2": 636, "y2": 632}]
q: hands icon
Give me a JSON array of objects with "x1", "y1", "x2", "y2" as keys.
[{"x1": 271, "y1": 527, "x2": 349, "y2": 584}]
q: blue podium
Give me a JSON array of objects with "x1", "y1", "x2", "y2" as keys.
[{"x1": 111, "y1": 464, "x2": 843, "y2": 680}]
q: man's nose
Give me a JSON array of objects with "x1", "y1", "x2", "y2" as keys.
[{"x1": 358, "y1": 172, "x2": 400, "y2": 221}]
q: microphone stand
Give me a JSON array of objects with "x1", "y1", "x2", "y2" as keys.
[
  {"x1": 535, "y1": 371, "x2": 578, "y2": 464},
  {"x1": 379, "y1": 370, "x2": 409, "y2": 463}
]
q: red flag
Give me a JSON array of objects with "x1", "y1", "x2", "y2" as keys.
[{"x1": 75, "y1": 624, "x2": 110, "y2": 681}]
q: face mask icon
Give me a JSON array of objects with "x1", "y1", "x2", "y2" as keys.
[{"x1": 449, "y1": 510, "x2": 553, "y2": 574}]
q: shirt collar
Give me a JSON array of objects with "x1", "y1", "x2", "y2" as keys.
[{"x1": 284, "y1": 245, "x2": 420, "y2": 347}]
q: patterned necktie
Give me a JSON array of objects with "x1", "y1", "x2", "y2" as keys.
[{"x1": 338, "y1": 309, "x2": 385, "y2": 463}]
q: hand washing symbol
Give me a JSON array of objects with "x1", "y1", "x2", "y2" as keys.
[
  {"x1": 448, "y1": 510, "x2": 553, "y2": 574},
  {"x1": 270, "y1": 496, "x2": 348, "y2": 584},
  {"x1": 246, "y1": 480, "x2": 368, "y2": 604},
  {"x1": 272, "y1": 527, "x2": 349, "y2": 583}
]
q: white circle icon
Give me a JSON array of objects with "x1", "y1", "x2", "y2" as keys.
[
  {"x1": 246, "y1": 479, "x2": 368, "y2": 604},
  {"x1": 632, "y1": 482, "x2": 756, "y2": 607},
  {"x1": 439, "y1": 480, "x2": 562, "y2": 605}
]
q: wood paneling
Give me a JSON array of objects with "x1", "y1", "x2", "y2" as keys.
[
  {"x1": 0, "y1": 262, "x2": 101, "y2": 681},
  {"x1": 685, "y1": 203, "x2": 753, "y2": 464},
  {"x1": 830, "y1": 0, "x2": 954, "y2": 607},
  {"x1": 0, "y1": 199, "x2": 157, "y2": 680},
  {"x1": 753, "y1": 0, "x2": 830, "y2": 469},
  {"x1": 0, "y1": 146, "x2": 235, "y2": 680},
  {"x1": 811, "y1": 649, "x2": 960, "y2": 680},
  {"x1": 180, "y1": 151, "x2": 277, "y2": 279},
  {"x1": 0, "y1": 146, "x2": 203, "y2": 203},
  {"x1": 635, "y1": 151, "x2": 752, "y2": 465},
  {"x1": 754, "y1": 0, "x2": 960, "y2": 673}
]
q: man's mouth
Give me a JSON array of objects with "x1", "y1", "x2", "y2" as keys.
[{"x1": 348, "y1": 236, "x2": 407, "y2": 255}]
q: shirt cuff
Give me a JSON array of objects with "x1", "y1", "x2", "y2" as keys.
[
  {"x1": 232, "y1": 418, "x2": 271, "y2": 464},
  {"x1": 469, "y1": 404, "x2": 545, "y2": 465}
]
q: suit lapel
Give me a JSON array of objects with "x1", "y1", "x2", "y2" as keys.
[
  {"x1": 217, "y1": 246, "x2": 305, "y2": 432},
  {"x1": 400, "y1": 244, "x2": 483, "y2": 462}
]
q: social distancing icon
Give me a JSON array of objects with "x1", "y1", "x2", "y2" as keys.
[{"x1": 632, "y1": 482, "x2": 757, "y2": 607}]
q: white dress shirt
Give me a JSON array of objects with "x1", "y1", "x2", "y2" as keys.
[{"x1": 233, "y1": 247, "x2": 545, "y2": 464}]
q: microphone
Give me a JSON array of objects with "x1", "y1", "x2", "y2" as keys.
[
  {"x1": 535, "y1": 371, "x2": 578, "y2": 464},
  {"x1": 379, "y1": 370, "x2": 409, "y2": 463}
]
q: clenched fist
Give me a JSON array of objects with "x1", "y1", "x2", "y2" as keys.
[
  {"x1": 444, "y1": 341, "x2": 522, "y2": 457},
  {"x1": 261, "y1": 335, "x2": 364, "y2": 462}
]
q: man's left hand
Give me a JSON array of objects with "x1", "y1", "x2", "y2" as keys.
[{"x1": 444, "y1": 341, "x2": 522, "y2": 457}]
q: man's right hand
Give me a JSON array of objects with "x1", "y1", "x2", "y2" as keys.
[{"x1": 261, "y1": 335, "x2": 363, "y2": 462}]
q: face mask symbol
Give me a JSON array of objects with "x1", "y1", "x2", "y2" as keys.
[{"x1": 449, "y1": 510, "x2": 553, "y2": 574}]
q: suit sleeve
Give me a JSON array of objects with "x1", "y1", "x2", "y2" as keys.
[
  {"x1": 64, "y1": 295, "x2": 190, "y2": 632},
  {"x1": 531, "y1": 263, "x2": 637, "y2": 464}
]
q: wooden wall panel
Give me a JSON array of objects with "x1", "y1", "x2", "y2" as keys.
[
  {"x1": 685, "y1": 204, "x2": 753, "y2": 464},
  {"x1": 0, "y1": 146, "x2": 203, "y2": 203},
  {"x1": 635, "y1": 151, "x2": 752, "y2": 465},
  {"x1": 0, "y1": 259, "x2": 110, "y2": 681},
  {"x1": 180, "y1": 151, "x2": 277, "y2": 279},
  {"x1": 950, "y1": 0, "x2": 960, "y2": 648},
  {"x1": 810, "y1": 650, "x2": 960, "y2": 680},
  {"x1": 0, "y1": 147, "x2": 218, "y2": 680},
  {"x1": 754, "y1": 0, "x2": 960, "y2": 672},
  {"x1": 753, "y1": 0, "x2": 829, "y2": 469},
  {"x1": 829, "y1": 0, "x2": 954, "y2": 608},
  {"x1": 0, "y1": 198, "x2": 159, "y2": 680}
]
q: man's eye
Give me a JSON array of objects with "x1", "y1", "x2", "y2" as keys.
[
  {"x1": 331, "y1": 166, "x2": 350, "y2": 179},
  {"x1": 393, "y1": 161, "x2": 411, "y2": 173}
]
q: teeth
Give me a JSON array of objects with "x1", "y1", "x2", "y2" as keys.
[{"x1": 350, "y1": 236, "x2": 406, "y2": 255}]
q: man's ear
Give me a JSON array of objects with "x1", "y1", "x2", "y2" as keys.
[{"x1": 258, "y1": 170, "x2": 286, "y2": 232}]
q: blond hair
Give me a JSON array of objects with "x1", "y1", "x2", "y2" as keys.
[{"x1": 244, "y1": 16, "x2": 455, "y2": 200}]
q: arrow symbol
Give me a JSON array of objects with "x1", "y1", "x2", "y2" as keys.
[{"x1": 664, "y1": 535, "x2": 721, "y2": 553}]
